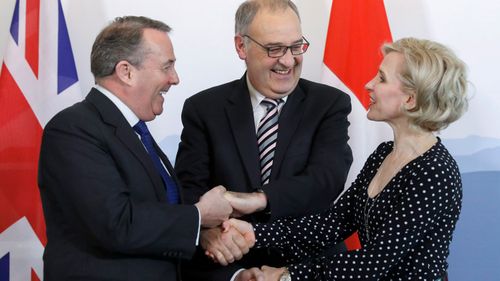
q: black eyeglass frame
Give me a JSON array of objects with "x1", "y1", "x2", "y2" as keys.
[{"x1": 242, "y1": 34, "x2": 310, "y2": 58}]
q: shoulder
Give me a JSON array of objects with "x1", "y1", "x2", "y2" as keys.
[
  {"x1": 44, "y1": 92, "x2": 110, "y2": 139},
  {"x1": 186, "y1": 79, "x2": 242, "y2": 104},
  {"x1": 406, "y1": 140, "x2": 462, "y2": 196},
  {"x1": 417, "y1": 140, "x2": 460, "y2": 176},
  {"x1": 353, "y1": 141, "x2": 392, "y2": 183},
  {"x1": 368, "y1": 141, "x2": 393, "y2": 162},
  {"x1": 45, "y1": 99, "x2": 92, "y2": 129}
]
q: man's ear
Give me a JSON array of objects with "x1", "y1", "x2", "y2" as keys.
[
  {"x1": 235, "y1": 35, "x2": 247, "y2": 60},
  {"x1": 115, "y1": 60, "x2": 133, "y2": 85}
]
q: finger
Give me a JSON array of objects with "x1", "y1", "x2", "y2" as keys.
[
  {"x1": 216, "y1": 185, "x2": 227, "y2": 193},
  {"x1": 212, "y1": 250, "x2": 228, "y2": 266},
  {"x1": 222, "y1": 220, "x2": 231, "y2": 232},
  {"x1": 221, "y1": 234, "x2": 243, "y2": 261},
  {"x1": 245, "y1": 268, "x2": 264, "y2": 281},
  {"x1": 216, "y1": 240, "x2": 236, "y2": 264},
  {"x1": 231, "y1": 230, "x2": 250, "y2": 255},
  {"x1": 204, "y1": 250, "x2": 216, "y2": 261},
  {"x1": 223, "y1": 191, "x2": 234, "y2": 200}
]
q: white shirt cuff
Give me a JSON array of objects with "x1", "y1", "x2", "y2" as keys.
[
  {"x1": 194, "y1": 205, "x2": 201, "y2": 245},
  {"x1": 230, "y1": 268, "x2": 245, "y2": 281}
]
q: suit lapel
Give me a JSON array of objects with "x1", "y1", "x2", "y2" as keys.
[
  {"x1": 272, "y1": 83, "x2": 306, "y2": 178},
  {"x1": 226, "y1": 78, "x2": 261, "y2": 189},
  {"x1": 86, "y1": 89, "x2": 167, "y2": 201}
]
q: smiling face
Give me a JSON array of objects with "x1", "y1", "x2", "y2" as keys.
[
  {"x1": 235, "y1": 7, "x2": 303, "y2": 99},
  {"x1": 365, "y1": 52, "x2": 414, "y2": 125},
  {"x1": 126, "y1": 28, "x2": 179, "y2": 121}
]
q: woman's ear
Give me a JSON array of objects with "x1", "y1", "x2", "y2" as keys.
[{"x1": 404, "y1": 92, "x2": 417, "y2": 110}]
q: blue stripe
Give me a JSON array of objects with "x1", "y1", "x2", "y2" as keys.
[
  {"x1": 9, "y1": 0, "x2": 20, "y2": 44},
  {"x1": 57, "y1": 0, "x2": 79, "y2": 94},
  {"x1": 0, "y1": 253, "x2": 9, "y2": 281}
]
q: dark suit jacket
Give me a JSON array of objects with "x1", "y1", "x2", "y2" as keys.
[
  {"x1": 175, "y1": 76, "x2": 353, "y2": 280},
  {"x1": 38, "y1": 88, "x2": 199, "y2": 281}
]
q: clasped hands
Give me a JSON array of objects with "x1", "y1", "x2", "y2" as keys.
[
  {"x1": 200, "y1": 190, "x2": 266, "y2": 264},
  {"x1": 197, "y1": 188, "x2": 283, "y2": 280}
]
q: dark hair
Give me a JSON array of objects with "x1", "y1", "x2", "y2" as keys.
[{"x1": 91, "y1": 16, "x2": 171, "y2": 78}]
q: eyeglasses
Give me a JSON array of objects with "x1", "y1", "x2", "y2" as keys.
[{"x1": 242, "y1": 35, "x2": 310, "y2": 58}]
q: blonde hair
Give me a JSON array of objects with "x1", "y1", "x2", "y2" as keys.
[{"x1": 383, "y1": 37, "x2": 468, "y2": 131}]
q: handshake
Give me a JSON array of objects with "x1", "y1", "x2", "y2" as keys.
[
  {"x1": 194, "y1": 185, "x2": 264, "y2": 263},
  {"x1": 194, "y1": 186, "x2": 286, "y2": 281}
]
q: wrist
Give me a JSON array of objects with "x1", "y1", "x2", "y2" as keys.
[{"x1": 254, "y1": 189, "x2": 268, "y2": 211}]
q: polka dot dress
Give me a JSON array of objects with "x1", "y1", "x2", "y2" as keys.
[{"x1": 254, "y1": 139, "x2": 462, "y2": 280}]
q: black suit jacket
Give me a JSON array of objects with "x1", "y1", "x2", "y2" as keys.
[
  {"x1": 38, "y1": 88, "x2": 199, "y2": 281},
  {"x1": 175, "y1": 76, "x2": 353, "y2": 280}
]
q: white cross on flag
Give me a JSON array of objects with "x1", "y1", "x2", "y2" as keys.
[{"x1": 0, "y1": 0, "x2": 82, "y2": 279}]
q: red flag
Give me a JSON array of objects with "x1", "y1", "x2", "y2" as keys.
[
  {"x1": 322, "y1": 0, "x2": 393, "y2": 250},
  {"x1": 0, "y1": 0, "x2": 81, "y2": 279}
]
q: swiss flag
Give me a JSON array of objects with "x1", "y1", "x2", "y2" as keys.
[
  {"x1": 321, "y1": 0, "x2": 393, "y2": 250},
  {"x1": 0, "y1": 0, "x2": 82, "y2": 279}
]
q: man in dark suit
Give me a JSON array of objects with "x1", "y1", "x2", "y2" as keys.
[
  {"x1": 174, "y1": 0, "x2": 353, "y2": 280},
  {"x1": 38, "y1": 16, "x2": 233, "y2": 281}
]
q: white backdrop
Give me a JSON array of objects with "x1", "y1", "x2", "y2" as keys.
[
  {"x1": 1, "y1": 0, "x2": 499, "y2": 279},
  {"x1": 1, "y1": 0, "x2": 499, "y2": 140}
]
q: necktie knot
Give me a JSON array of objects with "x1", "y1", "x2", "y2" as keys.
[
  {"x1": 261, "y1": 98, "x2": 282, "y2": 111},
  {"x1": 133, "y1": 121, "x2": 150, "y2": 138}
]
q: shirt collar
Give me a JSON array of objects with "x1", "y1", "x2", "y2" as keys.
[
  {"x1": 246, "y1": 74, "x2": 288, "y2": 111},
  {"x1": 94, "y1": 84, "x2": 139, "y2": 127}
]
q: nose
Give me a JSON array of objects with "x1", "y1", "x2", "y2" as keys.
[
  {"x1": 169, "y1": 68, "x2": 180, "y2": 85},
  {"x1": 365, "y1": 76, "x2": 375, "y2": 92},
  {"x1": 277, "y1": 47, "x2": 296, "y2": 67}
]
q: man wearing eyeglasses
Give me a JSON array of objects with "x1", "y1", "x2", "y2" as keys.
[{"x1": 175, "y1": 0, "x2": 352, "y2": 280}]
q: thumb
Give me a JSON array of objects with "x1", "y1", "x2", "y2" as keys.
[{"x1": 222, "y1": 220, "x2": 231, "y2": 233}]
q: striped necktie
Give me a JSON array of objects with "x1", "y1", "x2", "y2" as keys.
[
  {"x1": 134, "y1": 121, "x2": 179, "y2": 204},
  {"x1": 257, "y1": 98, "x2": 282, "y2": 185}
]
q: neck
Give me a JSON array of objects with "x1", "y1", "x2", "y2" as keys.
[{"x1": 392, "y1": 128, "x2": 436, "y2": 158}]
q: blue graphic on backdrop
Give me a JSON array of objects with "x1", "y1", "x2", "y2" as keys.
[{"x1": 442, "y1": 136, "x2": 500, "y2": 280}]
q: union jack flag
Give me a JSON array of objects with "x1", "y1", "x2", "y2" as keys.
[{"x1": 0, "y1": 0, "x2": 82, "y2": 279}]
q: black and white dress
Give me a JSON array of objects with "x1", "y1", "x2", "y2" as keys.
[{"x1": 254, "y1": 139, "x2": 462, "y2": 280}]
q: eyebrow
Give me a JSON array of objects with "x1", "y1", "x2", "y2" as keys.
[
  {"x1": 266, "y1": 37, "x2": 304, "y2": 46},
  {"x1": 162, "y1": 59, "x2": 176, "y2": 66}
]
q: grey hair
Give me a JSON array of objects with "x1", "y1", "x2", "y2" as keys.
[{"x1": 235, "y1": 0, "x2": 300, "y2": 35}]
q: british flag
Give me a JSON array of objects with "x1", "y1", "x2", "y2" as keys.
[{"x1": 0, "y1": 0, "x2": 82, "y2": 279}]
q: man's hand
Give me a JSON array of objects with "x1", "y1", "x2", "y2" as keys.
[
  {"x1": 195, "y1": 185, "x2": 232, "y2": 228},
  {"x1": 235, "y1": 267, "x2": 265, "y2": 281},
  {"x1": 224, "y1": 191, "x2": 267, "y2": 217},
  {"x1": 201, "y1": 226, "x2": 250, "y2": 266},
  {"x1": 261, "y1": 266, "x2": 286, "y2": 281}
]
